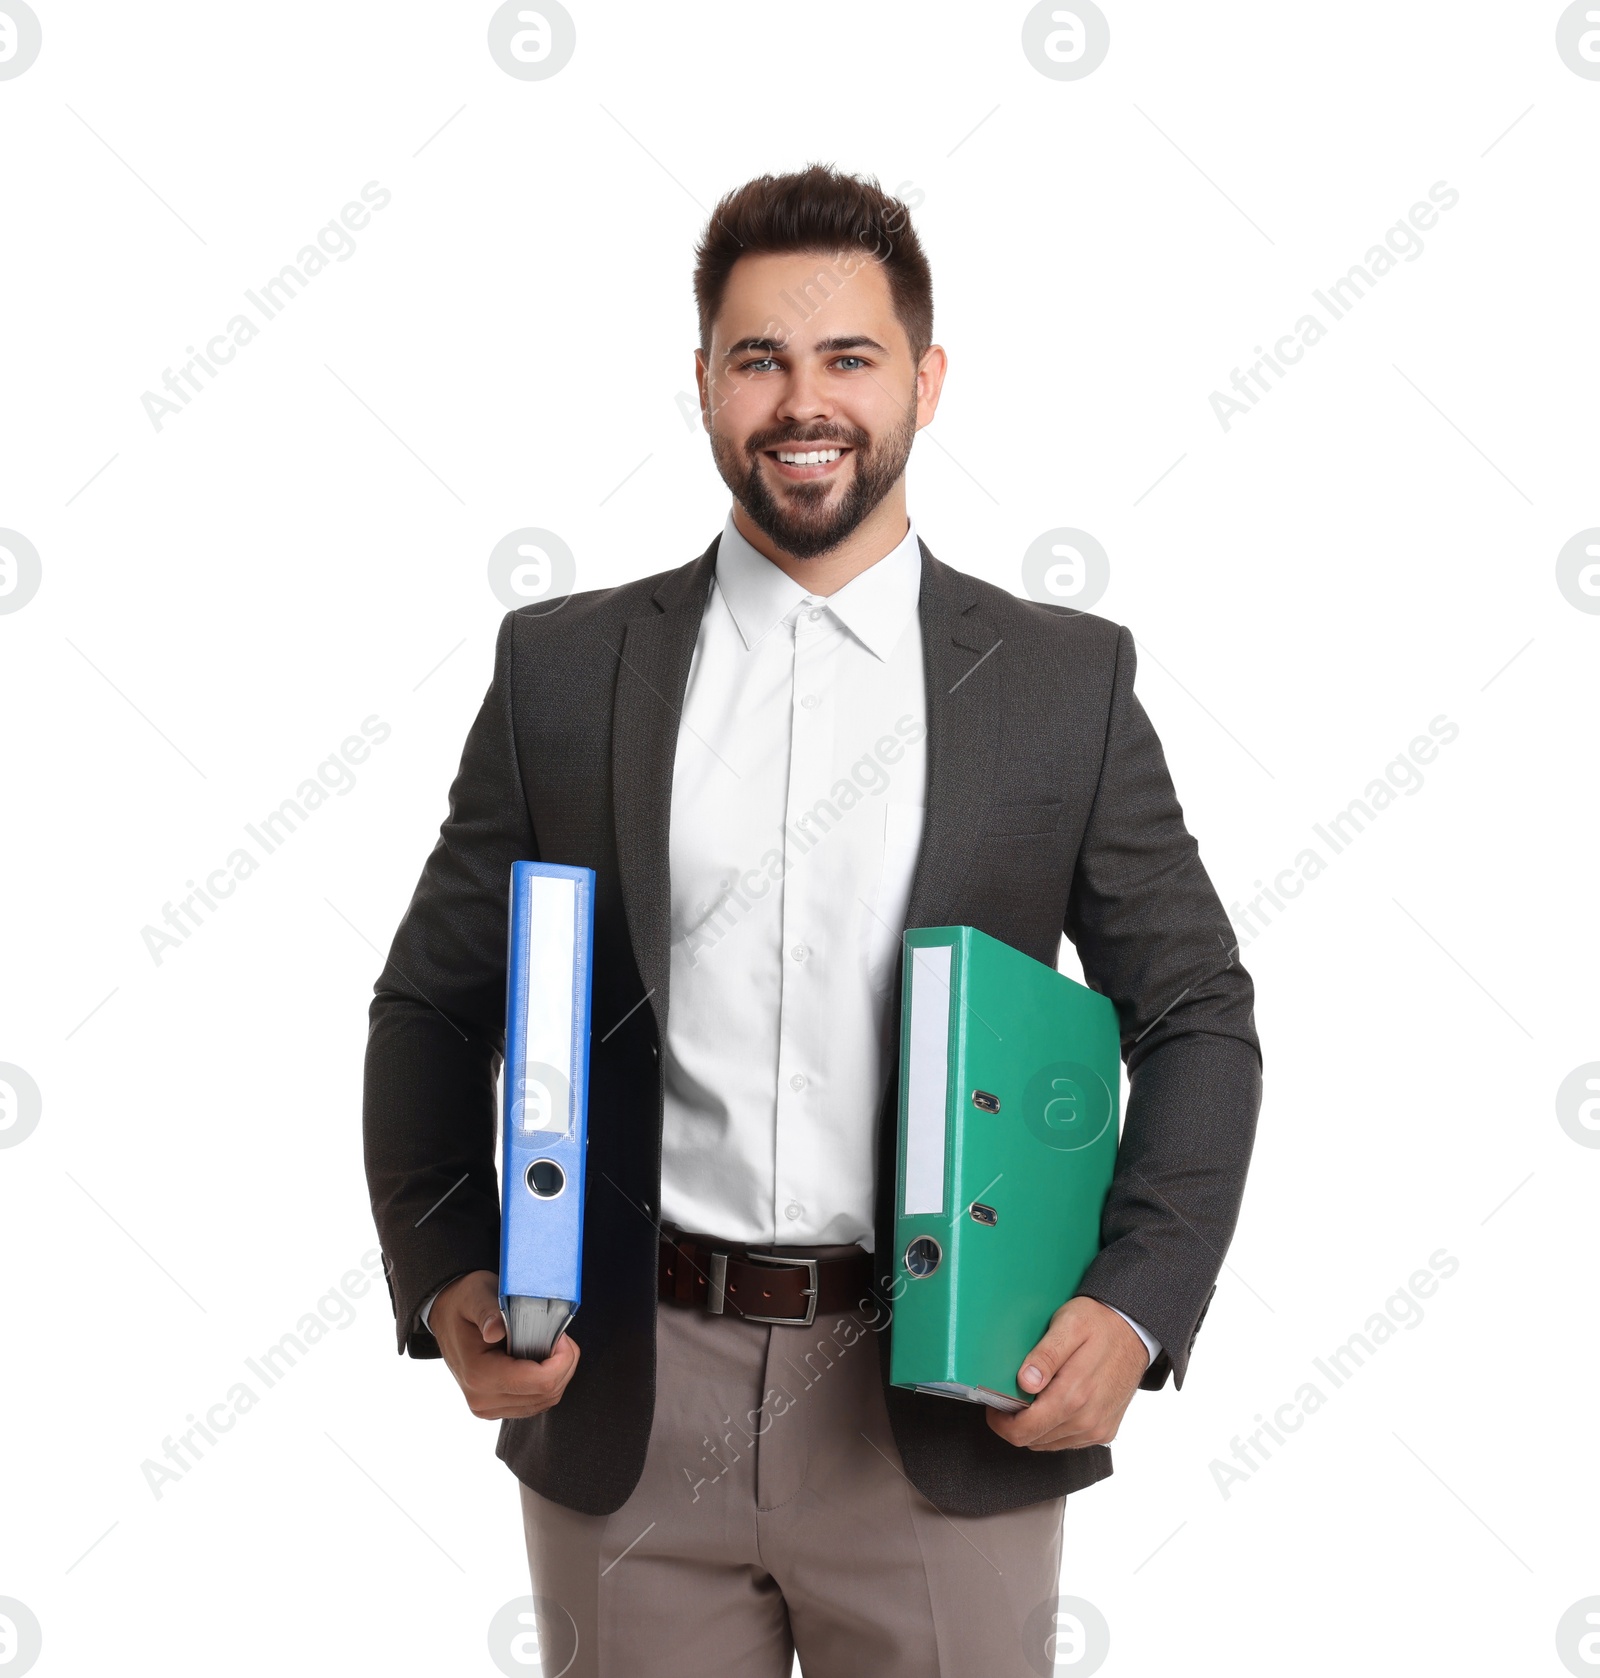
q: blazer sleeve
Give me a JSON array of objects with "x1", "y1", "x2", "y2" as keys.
[
  {"x1": 1064, "y1": 624, "x2": 1263, "y2": 1392},
  {"x1": 362, "y1": 610, "x2": 538, "y2": 1357}
]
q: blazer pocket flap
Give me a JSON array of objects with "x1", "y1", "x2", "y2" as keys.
[{"x1": 987, "y1": 799, "x2": 1063, "y2": 837}]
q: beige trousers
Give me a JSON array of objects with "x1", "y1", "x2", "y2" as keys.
[{"x1": 518, "y1": 1254, "x2": 1067, "y2": 1677}]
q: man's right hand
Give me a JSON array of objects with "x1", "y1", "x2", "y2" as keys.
[{"x1": 429, "y1": 1269, "x2": 581, "y2": 1420}]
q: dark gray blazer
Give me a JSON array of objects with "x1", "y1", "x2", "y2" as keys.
[{"x1": 362, "y1": 532, "x2": 1262, "y2": 1519}]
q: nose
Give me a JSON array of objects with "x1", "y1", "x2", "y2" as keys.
[{"x1": 776, "y1": 360, "x2": 833, "y2": 426}]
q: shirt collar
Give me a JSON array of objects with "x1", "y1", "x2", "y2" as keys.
[{"x1": 712, "y1": 510, "x2": 923, "y2": 663}]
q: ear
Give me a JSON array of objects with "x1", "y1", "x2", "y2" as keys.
[
  {"x1": 694, "y1": 346, "x2": 713, "y2": 434},
  {"x1": 914, "y1": 343, "x2": 948, "y2": 431}
]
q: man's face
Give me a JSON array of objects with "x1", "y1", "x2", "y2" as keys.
[{"x1": 696, "y1": 250, "x2": 941, "y2": 560}]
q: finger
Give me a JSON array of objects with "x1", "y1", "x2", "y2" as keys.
[
  {"x1": 989, "y1": 1408, "x2": 1108, "y2": 1451},
  {"x1": 1017, "y1": 1307, "x2": 1093, "y2": 1397},
  {"x1": 474, "y1": 1395, "x2": 568, "y2": 1421},
  {"x1": 989, "y1": 1407, "x2": 1070, "y2": 1450},
  {"x1": 1027, "y1": 1421, "x2": 1115, "y2": 1451},
  {"x1": 462, "y1": 1335, "x2": 580, "y2": 1416},
  {"x1": 472, "y1": 1332, "x2": 581, "y2": 1396},
  {"x1": 988, "y1": 1373, "x2": 1093, "y2": 1446},
  {"x1": 434, "y1": 1273, "x2": 501, "y2": 1336},
  {"x1": 1019, "y1": 1397, "x2": 1114, "y2": 1447},
  {"x1": 478, "y1": 1304, "x2": 508, "y2": 1344}
]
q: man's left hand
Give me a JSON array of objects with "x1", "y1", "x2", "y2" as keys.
[{"x1": 987, "y1": 1296, "x2": 1149, "y2": 1452}]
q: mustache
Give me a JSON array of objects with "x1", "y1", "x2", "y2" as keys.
[{"x1": 746, "y1": 427, "x2": 864, "y2": 453}]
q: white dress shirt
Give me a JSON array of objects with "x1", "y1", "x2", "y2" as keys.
[
  {"x1": 660, "y1": 511, "x2": 929, "y2": 1251},
  {"x1": 426, "y1": 510, "x2": 1158, "y2": 1368}
]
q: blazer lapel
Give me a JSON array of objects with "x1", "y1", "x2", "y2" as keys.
[
  {"x1": 900, "y1": 537, "x2": 1003, "y2": 935},
  {"x1": 610, "y1": 535, "x2": 719, "y2": 1046},
  {"x1": 872, "y1": 537, "x2": 1003, "y2": 1281}
]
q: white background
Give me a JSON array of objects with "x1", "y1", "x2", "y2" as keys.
[{"x1": 2, "y1": 3, "x2": 1597, "y2": 1674}]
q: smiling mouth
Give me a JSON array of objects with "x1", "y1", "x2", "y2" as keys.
[{"x1": 762, "y1": 445, "x2": 852, "y2": 480}]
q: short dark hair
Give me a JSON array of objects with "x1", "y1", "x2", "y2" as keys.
[{"x1": 693, "y1": 165, "x2": 933, "y2": 362}]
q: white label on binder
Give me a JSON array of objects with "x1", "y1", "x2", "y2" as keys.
[
  {"x1": 904, "y1": 943, "x2": 952, "y2": 1215},
  {"x1": 521, "y1": 875, "x2": 576, "y2": 1132}
]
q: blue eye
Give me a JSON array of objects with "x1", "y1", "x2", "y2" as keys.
[{"x1": 836, "y1": 356, "x2": 867, "y2": 369}]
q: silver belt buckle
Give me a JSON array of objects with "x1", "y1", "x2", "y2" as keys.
[{"x1": 740, "y1": 1253, "x2": 819, "y2": 1327}]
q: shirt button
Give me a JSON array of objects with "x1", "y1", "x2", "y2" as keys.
[
  {"x1": 801, "y1": 693, "x2": 819, "y2": 710},
  {"x1": 784, "y1": 1201, "x2": 803, "y2": 1221},
  {"x1": 790, "y1": 943, "x2": 808, "y2": 962},
  {"x1": 790, "y1": 1073, "x2": 806, "y2": 1091},
  {"x1": 808, "y1": 608, "x2": 822, "y2": 622}
]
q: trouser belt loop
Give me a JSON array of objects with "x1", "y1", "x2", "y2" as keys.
[
  {"x1": 706, "y1": 1251, "x2": 728, "y2": 1314},
  {"x1": 672, "y1": 1238, "x2": 697, "y2": 1305}
]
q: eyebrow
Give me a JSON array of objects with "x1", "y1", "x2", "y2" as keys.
[
  {"x1": 723, "y1": 334, "x2": 889, "y2": 358},
  {"x1": 814, "y1": 335, "x2": 889, "y2": 355}
]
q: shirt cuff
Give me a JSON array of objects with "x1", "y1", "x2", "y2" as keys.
[
  {"x1": 1107, "y1": 1305, "x2": 1160, "y2": 1369},
  {"x1": 418, "y1": 1287, "x2": 443, "y2": 1334}
]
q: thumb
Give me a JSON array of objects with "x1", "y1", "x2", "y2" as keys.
[
  {"x1": 1017, "y1": 1304, "x2": 1087, "y2": 1394},
  {"x1": 479, "y1": 1301, "x2": 508, "y2": 1345}
]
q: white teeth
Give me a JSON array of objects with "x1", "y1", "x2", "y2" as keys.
[{"x1": 775, "y1": 448, "x2": 842, "y2": 465}]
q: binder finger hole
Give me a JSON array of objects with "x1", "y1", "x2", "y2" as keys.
[
  {"x1": 903, "y1": 1235, "x2": 942, "y2": 1278},
  {"x1": 526, "y1": 1158, "x2": 566, "y2": 1199}
]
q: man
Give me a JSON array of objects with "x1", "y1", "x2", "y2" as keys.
[{"x1": 363, "y1": 166, "x2": 1261, "y2": 1676}]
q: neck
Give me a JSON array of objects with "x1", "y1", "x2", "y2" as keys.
[{"x1": 731, "y1": 489, "x2": 910, "y2": 596}]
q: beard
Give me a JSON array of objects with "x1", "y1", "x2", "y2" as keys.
[{"x1": 709, "y1": 400, "x2": 919, "y2": 561}]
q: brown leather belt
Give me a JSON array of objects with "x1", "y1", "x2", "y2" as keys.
[{"x1": 657, "y1": 1231, "x2": 874, "y2": 1328}]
